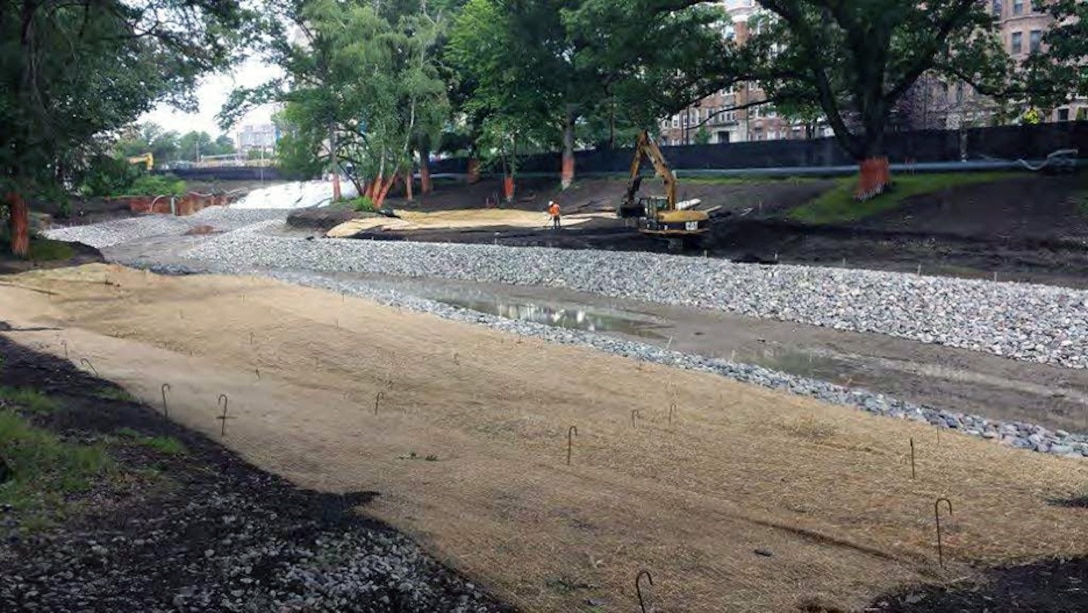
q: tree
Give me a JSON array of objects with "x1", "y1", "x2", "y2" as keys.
[
  {"x1": 178, "y1": 132, "x2": 215, "y2": 161},
  {"x1": 1023, "y1": 0, "x2": 1088, "y2": 112},
  {"x1": 213, "y1": 135, "x2": 238, "y2": 156},
  {"x1": 570, "y1": 0, "x2": 1025, "y2": 199},
  {"x1": 115, "y1": 122, "x2": 181, "y2": 163},
  {"x1": 0, "y1": 1, "x2": 255, "y2": 256},
  {"x1": 224, "y1": 0, "x2": 449, "y2": 207}
]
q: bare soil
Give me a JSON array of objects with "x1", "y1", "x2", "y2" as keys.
[{"x1": 2, "y1": 265, "x2": 1085, "y2": 612}]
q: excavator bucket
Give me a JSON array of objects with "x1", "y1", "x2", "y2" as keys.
[{"x1": 619, "y1": 176, "x2": 644, "y2": 218}]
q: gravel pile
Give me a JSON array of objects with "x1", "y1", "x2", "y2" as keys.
[
  {"x1": 183, "y1": 227, "x2": 1088, "y2": 369},
  {"x1": 43, "y1": 208, "x2": 288, "y2": 249},
  {"x1": 45, "y1": 215, "x2": 194, "y2": 249}
]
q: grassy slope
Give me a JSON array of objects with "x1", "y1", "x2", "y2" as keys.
[
  {"x1": 0, "y1": 385, "x2": 186, "y2": 527},
  {"x1": 788, "y1": 171, "x2": 1016, "y2": 224}
]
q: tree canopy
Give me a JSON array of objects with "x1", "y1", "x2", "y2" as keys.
[{"x1": 1, "y1": 0, "x2": 256, "y2": 254}]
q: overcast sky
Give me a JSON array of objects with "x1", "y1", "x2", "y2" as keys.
[{"x1": 140, "y1": 58, "x2": 283, "y2": 138}]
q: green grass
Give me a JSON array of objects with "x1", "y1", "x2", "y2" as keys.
[
  {"x1": 96, "y1": 387, "x2": 136, "y2": 402},
  {"x1": 0, "y1": 236, "x2": 76, "y2": 262},
  {"x1": 0, "y1": 410, "x2": 111, "y2": 518},
  {"x1": 114, "y1": 427, "x2": 187, "y2": 456},
  {"x1": 788, "y1": 171, "x2": 1016, "y2": 225},
  {"x1": 0, "y1": 386, "x2": 60, "y2": 414}
]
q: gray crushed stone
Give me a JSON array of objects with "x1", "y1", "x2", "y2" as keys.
[{"x1": 182, "y1": 222, "x2": 1088, "y2": 370}]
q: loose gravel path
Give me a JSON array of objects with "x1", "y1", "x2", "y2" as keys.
[{"x1": 45, "y1": 209, "x2": 1088, "y2": 457}]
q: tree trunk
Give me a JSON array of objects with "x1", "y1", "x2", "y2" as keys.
[
  {"x1": 467, "y1": 158, "x2": 480, "y2": 184},
  {"x1": 405, "y1": 163, "x2": 414, "y2": 201},
  {"x1": 7, "y1": 192, "x2": 29, "y2": 257},
  {"x1": 420, "y1": 144, "x2": 432, "y2": 195},
  {"x1": 329, "y1": 123, "x2": 341, "y2": 201},
  {"x1": 853, "y1": 116, "x2": 892, "y2": 201},
  {"x1": 503, "y1": 175, "x2": 515, "y2": 203},
  {"x1": 375, "y1": 174, "x2": 396, "y2": 208},
  {"x1": 561, "y1": 107, "x2": 575, "y2": 190}
]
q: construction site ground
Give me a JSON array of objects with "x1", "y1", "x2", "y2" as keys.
[
  {"x1": 2, "y1": 265, "x2": 1086, "y2": 612},
  {"x1": 313, "y1": 173, "x2": 1088, "y2": 289}
]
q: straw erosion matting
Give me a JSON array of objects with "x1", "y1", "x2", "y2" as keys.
[{"x1": 2, "y1": 264, "x2": 1085, "y2": 612}]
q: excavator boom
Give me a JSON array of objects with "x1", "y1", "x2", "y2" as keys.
[{"x1": 618, "y1": 130, "x2": 709, "y2": 248}]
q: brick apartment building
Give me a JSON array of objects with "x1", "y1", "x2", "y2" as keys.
[{"x1": 659, "y1": 0, "x2": 1086, "y2": 145}]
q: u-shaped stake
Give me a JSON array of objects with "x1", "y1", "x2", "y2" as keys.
[
  {"x1": 80, "y1": 358, "x2": 98, "y2": 377},
  {"x1": 669, "y1": 402, "x2": 677, "y2": 425},
  {"x1": 217, "y1": 394, "x2": 231, "y2": 438},
  {"x1": 935, "y1": 497, "x2": 953, "y2": 568},
  {"x1": 375, "y1": 391, "x2": 385, "y2": 415},
  {"x1": 161, "y1": 383, "x2": 171, "y2": 420},
  {"x1": 567, "y1": 425, "x2": 578, "y2": 466},
  {"x1": 61, "y1": 339, "x2": 68, "y2": 360},
  {"x1": 631, "y1": 409, "x2": 640, "y2": 428},
  {"x1": 635, "y1": 569, "x2": 653, "y2": 613}
]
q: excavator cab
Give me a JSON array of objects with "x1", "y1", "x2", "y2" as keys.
[{"x1": 619, "y1": 131, "x2": 709, "y2": 250}]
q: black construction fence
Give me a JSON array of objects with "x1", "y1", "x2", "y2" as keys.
[{"x1": 430, "y1": 121, "x2": 1088, "y2": 175}]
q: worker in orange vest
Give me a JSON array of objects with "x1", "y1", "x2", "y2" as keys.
[{"x1": 547, "y1": 200, "x2": 561, "y2": 230}]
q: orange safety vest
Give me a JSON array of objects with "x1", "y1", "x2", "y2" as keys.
[{"x1": 548, "y1": 203, "x2": 561, "y2": 217}]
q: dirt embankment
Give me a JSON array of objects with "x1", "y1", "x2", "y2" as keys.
[{"x1": 2, "y1": 265, "x2": 1085, "y2": 612}]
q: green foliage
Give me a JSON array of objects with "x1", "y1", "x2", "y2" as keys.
[
  {"x1": 346, "y1": 196, "x2": 376, "y2": 212},
  {"x1": 1023, "y1": 0, "x2": 1088, "y2": 108},
  {"x1": 0, "y1": 386, "x2": 60, "y2": 415},
  {"x1": 0, "y1": 409, "x2": 111, "y2": 518},
  {"x1": 78, "y1": 155, "x2": 144, "y2": 198},
  {"x1": 789, "y1": 172, "x2": 1015, "y2": 224},
  {"x1": 225, "y1": 0, "x2": 449, "y2": 199},
  {"x1": 125, "y1": 175, "x2": 187, "y2": 197},
  {"x1": 693, "y1": 127, "x2": 711, "y2": 146},
  {"x1": 0, "y1": 1, "x2": 257, "y2": 196}
]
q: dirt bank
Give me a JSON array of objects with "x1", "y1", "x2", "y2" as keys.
[
  {"x1": 2, "y1": 265, "x2": 1085, "y2": 612},
  {"x1": 0, "y1": 337, "x2": 509, "y2": 612}
]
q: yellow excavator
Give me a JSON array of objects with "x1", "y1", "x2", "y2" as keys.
[
  {"x1": 127, "y1": 152, "x2": 154, "y2": 171},
  {"x1": 618, "y1": 131, "x2": 709, "y2": 250}
]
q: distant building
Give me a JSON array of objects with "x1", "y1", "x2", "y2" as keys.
[
  {"x1": 236, "y1": 123, "x2": 278, "y2": 152},
  {"x1": 661, "y1": 0, "x2": 1087, "y2": 146},
  {"x1": 658, "y1": 0, "x2": 830, "y2": 146}
]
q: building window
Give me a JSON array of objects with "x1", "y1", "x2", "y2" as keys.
[
  {"x1": 1058, "y1": 108, "x2": 1070, "y2": 121},
  {"x1": 1029, "y1": 30, "x2": 1042, "y2": 53},
  {"x1": 717, "y1": 132, "x2": 730, "y2": 144},
  {"x1": 1013, "y1": 0, "x2": 1023, "y2": 15},
  {"x1": 672, "y1": 117, "x2": 679, "y2": 128},
  {"x1": 992, "y1": 0, "x2": 1002, "y2": 17},
  {"x1": 1011, "y1": 31, "x2": 1022, "y2": 54}
]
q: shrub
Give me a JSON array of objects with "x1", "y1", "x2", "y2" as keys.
[
  {"x1": 126, "y1": 174, "x2": 186, "y2": 197},
  {"x1": 346, "y1": 195, "x2": 376, "y2": 212}
]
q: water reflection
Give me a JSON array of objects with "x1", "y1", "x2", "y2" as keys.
[{"x1": 439, "y1": 298, "x2": 664, "y2": 339}]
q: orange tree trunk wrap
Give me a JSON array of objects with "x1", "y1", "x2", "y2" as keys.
[
  {"x1": 503, "y1": 176, "x2": 515, "y2": 202},
  {"x1": 855, "y1": 157, "x2": 891, "y2": 201},
  {"x1": 7, "y1": 192, "x2": 29, "y2": 257}
]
